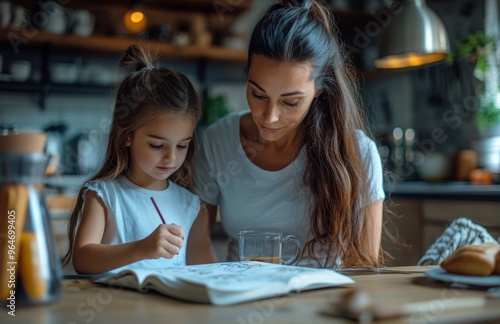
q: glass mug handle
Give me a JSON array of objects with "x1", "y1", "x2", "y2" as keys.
[{"x1": 281, "y1": 235, "x2": 302, "y2": 265}]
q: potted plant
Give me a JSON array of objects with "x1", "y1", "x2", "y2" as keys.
[
  {"x1": 200, "y1": 94, "x2": 230, "y2": 126},
  {"x1": 446, "y1": 31, "x2": 500, "y2": 134},
  {"x1": 447, "y1": 31, "x2": 500, "y2": 174}
]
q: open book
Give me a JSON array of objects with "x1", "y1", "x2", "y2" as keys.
[{"x1": 95, "y1": 261, "x2": 354, "y2": 305}]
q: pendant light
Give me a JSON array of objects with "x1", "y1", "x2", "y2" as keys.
[
  {"x1": 374, "y1": 0, "x2": 450, "y2": 69},
  {"x1": 123, "y1": 0, "x2": 148, "y2": 33}
]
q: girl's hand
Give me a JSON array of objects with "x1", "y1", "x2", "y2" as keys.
[{"x1": 138, "y1": 224, "x2": 184, "y2": 259}]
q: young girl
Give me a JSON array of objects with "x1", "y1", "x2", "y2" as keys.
[{"x1": 62, "y1": 44, "x2": 215, "y2": 274}]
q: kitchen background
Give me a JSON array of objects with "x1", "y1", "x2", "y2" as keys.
[
  {"x1": 0, "y1": 0, "x2": 490, "y2": 179},
  {"x1": 0, "y1": 0, "x2": 492, "y2": 180},
  {"x1": 1, "y1": 0, "x2": 499, "y2": 265}
]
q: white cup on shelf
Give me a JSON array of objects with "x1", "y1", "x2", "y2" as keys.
[
  {"x1": 0, "y1": 1, "x2": 12, "y2": 28},
  {"x1": 50, "y1": 63, "x2": 78, "y2": 84},
  {"x1": 41, "y1": 1, "x2": 68, "y2": 34},
  {"x1": 10, "y1": 60, "x2": 31, "y2": 82},
  {"x1": 71, "y1": 9, "x2": 95, "y2": 37},
  {"x1": 10, "y1": 5, "x2": 30, "y2": 29}
]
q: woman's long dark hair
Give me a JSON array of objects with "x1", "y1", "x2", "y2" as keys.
[
  {"x1": 246, "y1": 0, "x2": 384, "y2": 268},
  {"x1": 62, "y1": 44, "x2": 201, "y2": 266}
]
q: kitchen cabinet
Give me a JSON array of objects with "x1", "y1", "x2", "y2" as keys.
[
  {"x1": 383, "y1": 197, "x2": 500, "y2": 266},
  {"x1": 421, "y1": 200, "x2": 500, "y2": 248},
  {"x1": 382, "y1": 198, "x2": 423, "y2": 266}
]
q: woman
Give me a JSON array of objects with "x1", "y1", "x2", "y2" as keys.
[{"x1": 195, "y1": 0, "x2": 385, "y2": 268}]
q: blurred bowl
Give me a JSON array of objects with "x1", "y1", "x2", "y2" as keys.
[
  {"x1": 0, "y1": 132, "x2": 47, "y2": 154},
  {"x1": 415, "y1": 152, "x2": 451, "y2": 182},
  {"x1": 71, "y1": 9, "x2": 95, "y2": 37},
  {"x1": 10, "y1": 60, "x2": 31, "y2": 82},
  {"x1": 50, "y1": 63, "x2": 78, "y2": 84}
]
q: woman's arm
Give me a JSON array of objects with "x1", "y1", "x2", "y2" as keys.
[
  {"x1": 362, "y1": 198, "x2": 384, "y2": 263},
  {"x1": 186, "y1": 203, "x2": 218, "y2": 264},
  {"x1": 72, "y1": 191, "x2": 184, "y2": 274}
]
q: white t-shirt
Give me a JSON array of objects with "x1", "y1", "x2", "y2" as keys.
[
  {"x1": 194, "y1": 111, "x2": 385, "y2": 267},
  {"x1": 65, "y1": 176, "x2": 200, "y2": 274}
]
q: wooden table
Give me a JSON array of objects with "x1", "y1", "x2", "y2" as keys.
[{"x1": 5, "y1": 266, "x2": 500, "y2": 324}]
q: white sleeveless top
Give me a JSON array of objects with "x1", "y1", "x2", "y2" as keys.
[{"x1": 64, "y1": 176, "x2": 200, "y2": 274}]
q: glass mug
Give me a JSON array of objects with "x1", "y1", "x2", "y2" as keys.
[{"x1": 238, "y1": 230, "x2": 302, "y2": 265}]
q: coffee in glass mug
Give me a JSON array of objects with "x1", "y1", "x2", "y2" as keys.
[{"x1": 238, "y1": 230, "x2": 302, "y2": 265}]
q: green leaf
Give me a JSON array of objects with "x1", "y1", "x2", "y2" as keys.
[
  {"x1": 446, "y1": 31, "x2": 495, "y2": 64},
  {"x1": 477, "y1": 98, "x2": 500, "y2": 131}
]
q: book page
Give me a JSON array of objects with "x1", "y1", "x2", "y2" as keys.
[
  {"x1": 97, "y1": 261, "x2": 354, "y2": 305},
  {"x1": 149, "y1": 261, "x2": 353, "y2": 291}
]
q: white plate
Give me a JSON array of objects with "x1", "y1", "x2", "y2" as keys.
[{"x1": 425, "y1": 267, "x2": 500, "y2": 287}]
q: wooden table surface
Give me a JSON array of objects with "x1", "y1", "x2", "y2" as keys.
[{"x1": 5, "y1": 266, "x2": 500, "y2": 324}]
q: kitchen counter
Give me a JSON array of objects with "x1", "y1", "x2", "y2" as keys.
[
  {"x1": 385, "y1": 181, "x2": 500, "y2": 201},
  {"x1": 46, "y1": 176, "x2": 500, "y2": 200}
]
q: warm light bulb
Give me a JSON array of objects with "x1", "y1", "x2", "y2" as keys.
[
  {"x1": 123, "y1": 9, "x2": 148, "y2": 33},
  {"x1": 130, "y1": 12, "x2": 144, "y2": 23},
  {"x1": 375, "y1": 52, "x2": 448, "y2": 69}
]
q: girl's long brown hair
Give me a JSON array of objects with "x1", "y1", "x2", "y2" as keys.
[
  {"x1": 246, "y1": 0, "x2": 385, "y2": 268},
  {"x1": 62, "y1": 44, "x2": 201, "y2": 266}
]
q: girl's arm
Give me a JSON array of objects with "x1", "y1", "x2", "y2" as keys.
[
  {"x1": 72, "y1": 191, "x2": 184, "y2": 274},
  {"x1": 361, "y1": 198, "x2": 384, "y2": 264},
  {"x1": 186, "y1": 203, "x2": 218, "y2": 264}
]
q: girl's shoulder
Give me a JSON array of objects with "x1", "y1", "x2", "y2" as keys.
[
  {"x1": 84, "y1": 178, "x2": 105, "y2": 193},
  {"x1": 166, "y1": 182, "x2": 201, "y2": 214},
  {"x1": 83, "y1": 177, "x2": 123, "y2": 197},
  {"x1": 168, "y1": 181, "x2": 200, "y2": 202}
]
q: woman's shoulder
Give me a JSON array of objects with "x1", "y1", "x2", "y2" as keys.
[{"x1": 355, "y1": 129, "x2": 377, "y2": 148}]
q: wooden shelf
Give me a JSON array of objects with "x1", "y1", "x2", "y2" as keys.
[
  {"x1": 72, "y1": 0, "x2": 252, "y2": 14},
  {"x1": 0, "y1": 81, "x2": 115, "y2": 93},
  {"x1": 0, "y1": 28, "x2": 247, "y2": 62},
  {"x1": 0, "y1": 27, "x2": 246, "y2": 110}
]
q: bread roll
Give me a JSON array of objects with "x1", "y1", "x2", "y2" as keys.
[
  {"x1": 494, "y1": 251, "x2": 500, "y2": 275},
  {"x1": 440, "y1": 243, "x2": 500, "y2": 276}
]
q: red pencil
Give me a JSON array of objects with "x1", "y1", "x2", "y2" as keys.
[{"x1": 150, "y1": 197, "x2": 166, "y2": 224}]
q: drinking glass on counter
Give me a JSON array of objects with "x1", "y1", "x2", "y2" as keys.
[{"x1": 239, "y1": 230, "x2": 302, "y2": 265}]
